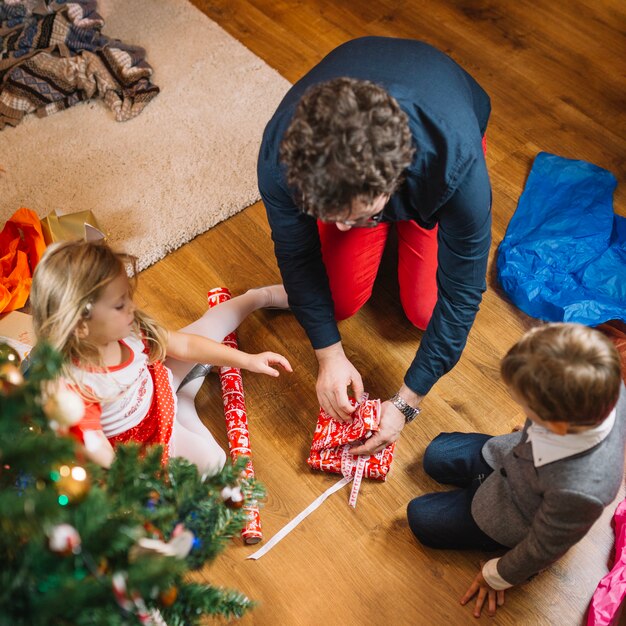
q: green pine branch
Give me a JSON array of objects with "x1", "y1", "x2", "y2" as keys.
[{"x1": 1, "y1": 341, "x2": 261, "y2": 624}]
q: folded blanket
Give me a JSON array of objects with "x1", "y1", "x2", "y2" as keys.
[{"x1": 0, "y1": 0, "x2": 158, "y2": 129}]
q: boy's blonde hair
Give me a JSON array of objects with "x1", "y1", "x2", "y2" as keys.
[
  {"x1": 501, "y1": 323, "x2": 622, "y2": 425},
  {"x1": 31, "y1": 241, "x2": 167, "y2": 372}
]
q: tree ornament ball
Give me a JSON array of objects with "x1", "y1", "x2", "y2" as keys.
[
  {"x1": 146, "y1": 490, "x2": 160, "y2": 509},
  {"x1": 0, "y1": 362, "x2": 24, "y2": 393},
  {"x1": 55, "y1": 465, "x2": 91, "y2": 503},
  {"x1": 0, "y1": 342, "x2": 21, "y2": 366},
  {"x1": 48, "y1": 523, "x2": 81, "y2": 555},
  {"x1": 159, "y1": 586, "x2": 178, "y2": 607},
  {"x1": 221, "y1": 485, "x2": 244, "y2": 509},
  {"x1": 44, "y1": 386, "x2": 85, "y2": 426}
]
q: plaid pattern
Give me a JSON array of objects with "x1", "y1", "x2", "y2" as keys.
[{"x1": 0, "y1": 0, "x2": 159, "y2": 129}]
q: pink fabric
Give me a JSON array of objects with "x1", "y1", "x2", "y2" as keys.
[{"x1": 587, "y1": 499, "x2": 626, "y2": 625}]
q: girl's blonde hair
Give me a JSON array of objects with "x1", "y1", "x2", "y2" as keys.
[
  {"x1": 31, "y1": 240, "x2": 167, "y2": 373},
  {"x1": 501, "y1": 323, "x2": 622, "y2": 425}
]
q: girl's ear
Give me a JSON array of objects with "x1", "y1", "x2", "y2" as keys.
[{"x1": 75, "y1": 320, "x2": 89, "y2": 340}]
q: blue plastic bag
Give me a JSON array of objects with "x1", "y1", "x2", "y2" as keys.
[{"x1": 497, "y1": 152, "x2": 626, "y2": 325}]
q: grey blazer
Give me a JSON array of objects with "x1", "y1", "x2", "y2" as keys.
[{"x1": 472, "y1": 385, "x2": 626, "y2": 586}]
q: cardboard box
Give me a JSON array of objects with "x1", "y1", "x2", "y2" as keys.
[{"x1": 0, "y1": 310, "x2": 35, "y2": 360}]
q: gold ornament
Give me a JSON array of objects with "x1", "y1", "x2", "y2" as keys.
[
  {"x1": 0, "y1": 362, "x2": 24, "y2": 394},
  {"x1": 0, "y1": 342, "x2": 21, "y2": 366},
  {"x1": 54, "y1": 464, "x2": 91, "y2": 503}
]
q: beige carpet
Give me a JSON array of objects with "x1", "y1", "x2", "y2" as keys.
[{"x1": 0, "y1": 0, "x2": 290, "y2": 271}]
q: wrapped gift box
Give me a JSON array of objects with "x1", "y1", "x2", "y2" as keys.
[
  {"x1": 307, "y1": 397, "x2": 395, "y2": 481},
  {"x1": 40, "y1": 209, "x2": 106, "y2": 245}
]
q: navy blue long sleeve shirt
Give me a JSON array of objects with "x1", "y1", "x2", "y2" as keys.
[{"x1": 258, "y1": 37, "x2": 492, "y2": 396}]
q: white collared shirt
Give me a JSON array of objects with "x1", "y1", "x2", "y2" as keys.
[
  {"x1": 483, "y1": 408, "x2": 617, "y2": 590},
  {"x1": 526, "y1": 408, "x2": 616, "y2": 467}
]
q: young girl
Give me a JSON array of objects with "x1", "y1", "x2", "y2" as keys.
[{"x1": 30, "y1": 240, "x2": 292, "y2": 476}]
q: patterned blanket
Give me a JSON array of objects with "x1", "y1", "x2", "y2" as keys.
[{"x1": 0, "y1": 0, "x2": 159, "y2": 129}]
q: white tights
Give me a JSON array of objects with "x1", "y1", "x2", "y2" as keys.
[{"x1": 165, "y1": 288, "x2": 276, "y2": 477}]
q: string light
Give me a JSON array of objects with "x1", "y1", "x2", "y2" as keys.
[{"x1": 71, "y1": 466, "x2": 87, "y2": 481}]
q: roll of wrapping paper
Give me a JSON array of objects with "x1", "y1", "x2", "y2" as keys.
[{"x1": 207, "y1": 287, "x2": 262, "y2": 544}]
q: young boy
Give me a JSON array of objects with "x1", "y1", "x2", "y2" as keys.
[{"x1": 407, "y1": 323, "x2": 625, "y2": 618}]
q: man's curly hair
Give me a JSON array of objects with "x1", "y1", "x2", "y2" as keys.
[{"x1": 280, "y1": 77, "x2": 415, "y2": 219}]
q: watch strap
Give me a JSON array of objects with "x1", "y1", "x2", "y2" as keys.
[{"x1": 390, "y1": 392, "x2": 421, "y2": 423}]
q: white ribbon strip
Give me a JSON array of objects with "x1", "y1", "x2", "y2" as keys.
[
  {"x1": 348, "y1": 455, "x2": 367, "y2": 508},
  {"x1": 341, "y1": 444, "x2": 367, "y2": 508},
  {"x1": 246, "y1": 477, "x2": 352, "y2": 560}
]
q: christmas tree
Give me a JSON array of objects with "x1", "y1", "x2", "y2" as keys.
[{"x1": 0, "y1": 341, "x2": 263, "y2": 626}]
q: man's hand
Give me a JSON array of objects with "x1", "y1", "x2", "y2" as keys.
[
  {"x1": 315, "y1": 343, "x2": 364, "y2": 421},
  {"x1": 350, "y1": 384, "x2": 422, "y2": 455},
  {"x1": 460, "y1": 569, "x2": 506, "y2": 618},
  {"x1": 349, "y1": 400, "x2": 405, "y2": 455}
]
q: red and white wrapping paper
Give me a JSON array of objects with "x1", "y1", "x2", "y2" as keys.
[
  {"x1": 207, "y1": 287, "x2": 262, "y2": 545},
  {"x1": 308, "y1": 395, "x2": 395, "y2": 506},
  {"x1": 248, "y1": 396, "x2": 395, "y2": 560}
]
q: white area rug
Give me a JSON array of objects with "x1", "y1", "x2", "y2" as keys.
[{"x1": 0, "y1": 0, "x2": 290, "y2": 270}]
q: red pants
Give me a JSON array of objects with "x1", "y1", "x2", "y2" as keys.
[
  {"x1": 318, "y1": 136, "x2": 487, "y2": 331},
  {"x1": 318, "y1": 220, "x2": 438, "y2": 330}
]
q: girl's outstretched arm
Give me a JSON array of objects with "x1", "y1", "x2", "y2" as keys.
[
  {"x1": 83, "y1": 429, "x2": 115, "y2": 468},
  {"x1": 166, "y1": 330, "x2": 293, "y2": 377}
]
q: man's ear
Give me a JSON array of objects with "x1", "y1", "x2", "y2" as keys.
[{"x1": 75, "y1": 320, "x2": 89, "y2": 340}]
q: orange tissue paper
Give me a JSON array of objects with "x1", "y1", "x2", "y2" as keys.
[{"x1": 0, "y1": 208, "x2": 46, "y2": 313}]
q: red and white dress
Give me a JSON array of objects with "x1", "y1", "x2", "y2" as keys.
[{"x1": 71, "y1": 333, "x2": 176, "y2": 461}]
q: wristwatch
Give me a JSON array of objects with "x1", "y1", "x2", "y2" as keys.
[{"x1": 390, "y1": 392, "x2": 421, "y2": 424}]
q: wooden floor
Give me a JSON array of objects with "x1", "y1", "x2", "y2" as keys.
[{"x1": 135, "y1": 1, "x2": 626, "y2": 624}]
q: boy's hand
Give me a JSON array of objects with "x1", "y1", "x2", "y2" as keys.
[
  {"x1": 245, "y1": 352, "x2": 293, "y2": 377},
  {"x1": 460, "y1": 569, "x2": 506, "y2": 618}
]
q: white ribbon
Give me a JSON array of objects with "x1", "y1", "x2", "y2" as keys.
[
  {"x1": 246, "y1": 476, "x2": 352, "y2": 560},
  {"x1": 341, "y1": 444, "x2": 367, "y2": 508}
]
